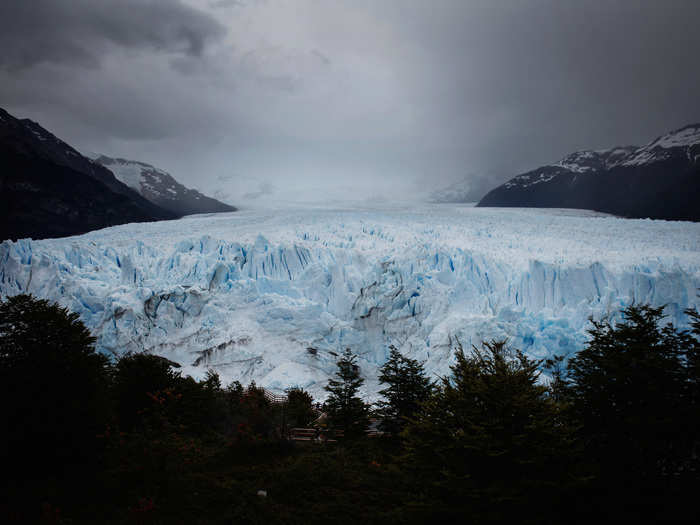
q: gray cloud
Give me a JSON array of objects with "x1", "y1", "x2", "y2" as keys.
[
  {"x1": 209, "y1": 0, "x2": 247, "y2": 8},
  {"x1": 0, "y1": 0, "x2": 226, "y2": 70},
  {"x1": 1, "y1": 0, "x2": 699, "y2": 204}
]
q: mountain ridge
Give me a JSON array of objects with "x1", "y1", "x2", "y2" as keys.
[
  {"x1": 0, "y1": 107, "x2": 177, "y2": 241},
  {"x1": 478, "y1": 123, "x2": 700, "y2": 221},
  {"x1": 92, "y1": 154, "x2": 236, "y2": 216}
]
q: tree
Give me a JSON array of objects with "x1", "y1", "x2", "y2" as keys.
[
  {"x1": 376, "y1": 346, "x2": 432, "y2": 434},
  {"x1": 112, "y1": 353, "x2": 182, "y2": 432},
  {"x1": 323, "y1": 348, "x2": 369, "y2": 438},
  {"x1": 230, "y1": 381, "x2": 279, "y2": 441},
  {"x1": 0, "y1": 294, "x2": 111, "y2": 475},
  {"x1": 402, "y1": 340, "x2": 579, "y2": 520},
  {"x1": 685, "y1": 304, "x2": 700, "y2": 478},
  {"x1": 203, "y1": 368, "x2": 222, "y2": 391},
  {"x1": 285, "y1": 386, "x2": 316, "y2": 428},
  {"x1": 565, "y1": 305, "x2": 696, "y2": 481},
  {"x1": 684, "y1": 305, "x2": 700, "y2": 408}
]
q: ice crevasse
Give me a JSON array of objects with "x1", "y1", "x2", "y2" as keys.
[{"x1": 1, "y1": 204, "x2": 699, "y2": 399}]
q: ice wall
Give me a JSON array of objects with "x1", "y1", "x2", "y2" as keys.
[{"x1": 2, "y1": 205, "x2": 699, "y2": 399}]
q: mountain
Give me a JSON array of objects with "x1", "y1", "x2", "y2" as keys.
[
  {"x1": 428, "y1": 178, "x2": 477, "y2": 203},
  {"x1": 92, "y1": 155, "x2": 236, "y2": 216},
  {"x1": 478, "y1": 124, "x2": 700, "y2": 221},
  {"x1": 429, "y1": 176, "x2": 495, "y2": 204},
  {"x1": 0, "y1": 107, "x2": 177, "y2": 241}
]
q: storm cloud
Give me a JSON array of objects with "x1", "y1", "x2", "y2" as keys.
[
  {"x1": 1, "y1": 0, "x2": 699, "y2": 203},
  {"x1": 0, "y1": 0, "x2": 226, "y2": 69}
]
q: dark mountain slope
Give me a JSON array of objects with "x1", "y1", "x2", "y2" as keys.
[
  {"x1": 478, "y1": 124, "x2": 700, "y2": 221},
  {"x1": 0, "y1": 107, "x2": 177, "y2": 241},
  {"x1": 92, "y1": 155, "x2": 236, "y2": 216}
]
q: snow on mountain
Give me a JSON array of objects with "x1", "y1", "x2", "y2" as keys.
[
  {"x1": 479, "y1": 123, "x2": 700, "y2": 221},
  {"x1": 2, "y1": 203, "x2": 699, "y2": 399},
  {"x1": 555, "y1": 147, "x2": 637, "y2": 172},
  {"x1": 620, "y1": 124, "x2": 700, "y2": 167},
  {"x1": 92, "y1": 155, "x2": 236, "y2": 216},
  {"x1": 511, "y1": 124, "x2": 700, "y2": 189},
  {"x1": 503, "y1": 147, "x2": 638, "y2": 189},
  {"x1": 498, "y1": 123, "x2": 700, "y2": 192},
  {"x1": 1, "y1": 107, "x2": 176, "y2": 241}
]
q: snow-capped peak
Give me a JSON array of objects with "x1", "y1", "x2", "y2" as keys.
[
  {"x1": 92, "y1": 154, "x2": 236, "y2": 216},
  {"x1": 621, "y1": 123, "x2": 700, "y2": 167},
  {"x1": 530, "y1": 123, "x2": 700, "y2": 175},
  {"x1": 646, "y1": 124, "x2": 700, "y2": 150},
  {"x1": 501, "y1": 122, "x2": 700, "y2": 191},
  {"x1": 555, "y1": 146, "x2": 637, "y2": 173}
]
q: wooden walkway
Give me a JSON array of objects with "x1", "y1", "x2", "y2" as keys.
[{"x1": 289, "y1": 426, "x2": 387, "y2": 442}]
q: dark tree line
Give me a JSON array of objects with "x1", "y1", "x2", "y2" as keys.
[
  {"x1": 0, "y1": 295, "x2": 318, "y2": 482},
  {"x1": 2, "y1": 293, "x2": 699, "y2": 523}
]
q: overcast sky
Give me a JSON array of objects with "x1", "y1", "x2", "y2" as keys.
[{"x1": 2, "y1": 0, "x2": 700, "y2": 204}]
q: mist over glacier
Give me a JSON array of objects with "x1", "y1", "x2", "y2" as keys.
[{"x1": 2, "y1": 202, "x2": 699, "y2": 399}]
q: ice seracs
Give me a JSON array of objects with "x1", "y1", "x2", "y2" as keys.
[{"x1": 1, "y1": 203, "x2": 699, "y2": 399}]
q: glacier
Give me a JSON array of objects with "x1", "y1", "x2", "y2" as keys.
[{"x1": 2, "y1": 202, "x2": 699, "y2": 399}]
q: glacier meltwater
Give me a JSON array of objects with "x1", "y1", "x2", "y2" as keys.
[{"x1": 2, "y1": 203, "x2": 699, "y2": 399}]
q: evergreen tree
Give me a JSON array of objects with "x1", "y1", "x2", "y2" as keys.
[
  {"x1": 566, "y1": 305, "x2": 696, "y2": 481},
  {"x1": 203, "y1": 368, "x2": 222, "y2": 391},
  {"x1": 685, "y1": 304, "x2": 700, "y2": 479},
  {"x1": 285, "y1": 386, "x2": 316, "y2": 428},
  {"x1": 323, "y1": 348, "x2": 369, "y2": 438},
  {"x1": 376, "y1": 346, "x2": 432, "y2": 434},
  {"x1": 238, "y1": 381, "x2": 277, "y2": 439},
  {"x1": 113, "y1": 353, "x2": 182, "y2": 432},
  {"x1": 402, "y1": 339, "x2": 579, "y2": 520},
  {"x1": 685, "y1": 305, "x2": 700, "y2": 407}
]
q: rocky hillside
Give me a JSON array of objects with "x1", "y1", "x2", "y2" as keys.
[
  {"x1": 92, "y1": 155, "x2": 236, "y2": 216},
  {"x1": 478, "y1": 124, "x2": 700, "y2": 221},
  {"x1": 0, "y1": 107, "x2": 176, "y2": 241}
]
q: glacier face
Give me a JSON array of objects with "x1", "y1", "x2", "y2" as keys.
[{"x1": 2, "y1": 203, "x2": 699, "y2": 399}]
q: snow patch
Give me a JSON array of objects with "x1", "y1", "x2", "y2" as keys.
[{"x1": 621, "y1": 125, "x2": 700, "y2": 167}]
